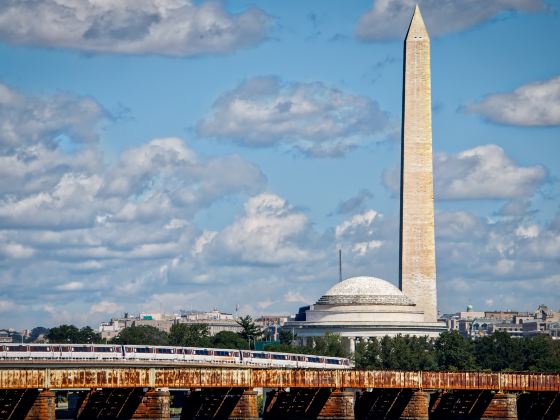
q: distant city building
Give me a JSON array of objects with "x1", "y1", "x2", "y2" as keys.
[
  {"x1": 255, "y1": 315, "x2": 289, "y2": 341},
  {"x1": 176, "y1": 310, "x2": 242, "y2": 336},
  {"x1": 441, "y1": 304, "x2": 559, "y2": 340},
  {"x1": 98, "y1": 309, "x2": 245, "y2": 340},
  {"x1": 0, "y1": 330, "x2": 12, "y2": 343}
]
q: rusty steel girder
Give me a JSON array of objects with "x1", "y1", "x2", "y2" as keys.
[{"x1": 0, "y1": 368, "x2": 559, "y2": 391}]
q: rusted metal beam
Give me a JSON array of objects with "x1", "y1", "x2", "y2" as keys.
[{"x1": 0, "y1": 368, "x2": 558, "y2": 392}]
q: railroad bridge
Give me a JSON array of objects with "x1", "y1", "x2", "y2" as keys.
[{"x1": 0, "y1": 365, "x2": 559, "y2": 419}]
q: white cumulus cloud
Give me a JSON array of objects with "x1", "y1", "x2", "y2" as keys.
[
  {"x1": 0, "y1": 82, "x2": 106, "y2": 149},
  {"x1": 356, "y1": 0, "x2": 544, "y2": 41},
  {"x1": 195, "y1": 193, "x2": 318, "y2": 265},
  {"x1": 383, "y1": 145, "x2": 546, "y2": 200},
  {"x1": 435, "y1": 145, "x2": 546, "y2": 199},
  {"x1": 90, "y1": 301, "x2": 123, "y2": 314},
  {"x1": 198, "y1": 76, "x2": 393, "y2": 157},
  {"x1": 0, "y1": 0, "x2": 269, "y2": 57},
  {"x1": 466, "y1": 76, "x2": 560, "y2": 126}
]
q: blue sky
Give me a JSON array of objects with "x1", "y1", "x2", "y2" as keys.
[{"x1": 0, "y1": 0, "x2": 559, "y2": 329}]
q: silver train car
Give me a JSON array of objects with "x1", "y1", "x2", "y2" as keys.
[{"x1": 0, "y1": 344, "x2": 352, "y2": 369}]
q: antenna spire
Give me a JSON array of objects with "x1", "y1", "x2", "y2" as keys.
[{"x1": 338, "y1": 249, "x2": 342, "y2": 282}]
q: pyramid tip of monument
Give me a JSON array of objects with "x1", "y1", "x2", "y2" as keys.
[{"x1": 405, "y1": 4, "x2": 429, "y2": 41}]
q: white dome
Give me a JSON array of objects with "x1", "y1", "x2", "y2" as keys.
[{"x1": 317, "y1": 276, "x2": 414, "y2": 306}]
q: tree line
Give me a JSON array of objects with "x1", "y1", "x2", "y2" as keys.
[
  {"x1": 354, "y1": 331, "x2": 560, "y2": 372},
  {"x1": 42, "y1": 315, "x2": 264, "y2": 350},
  {"x1": 40, "y1": 323, "x2": 560, "y2": 372}
]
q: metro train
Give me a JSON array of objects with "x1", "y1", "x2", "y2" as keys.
[{"x1": 0, "y1": 344, "x2": 352, "y2": 369}]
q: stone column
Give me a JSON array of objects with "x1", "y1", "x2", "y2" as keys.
[
  {"x1": 23, "y1": 389, "x2": 56, "y2": 420},
  {"x1": 132, "y1": 389, "x2": 171, "y2": 419},
  {"x1": 348, "y1": 337, "x2": 356, "y2": 354},
  {"x1": 229, "y1": 389, "x2": 259, "y2": 420},
  {"x1": 480, "y1": 393, "x2": 517, "y2": 419},
  {"x1": 317, "y1": 390, "x2": 354, "y2": 420},
  {"x1": 399, "y1": 390, "x2": 429, "y2": 420}
]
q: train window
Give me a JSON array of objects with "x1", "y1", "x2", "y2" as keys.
[
  {"x1": 30, "y1": 346, "x2": 50, "y2": 352},
  {"x1": 60, "y1": 346, "x2": 71, "y2": 352},
  {"x1": 72, "y1": 347, "x2": 91, "y2": 352},
  {"x1": 272, "y1": 354, "x2": 287, "y2": 360},
  {"x1": 125, "y1": 347, "x2": 133, "y2": 352},
  {"x1": 156, "y1": 348, "x2": 173, "y2": 354},
  {"x1": 184, "y1": 349, "x2": 192, "y2": 355},
  {"x1": 326, "y1": 359, "x2": 338, "y2": 364},
  {"x1": 135, "y1": 347, "x2": 151, "y2": 353},
  {"x1": 253, "y1": 353, "x2": 266, "y2": 359},
  {"x1": 242, "y1": 352, "x2": 251, "y2": 358},
  {"x1": 289, "y1": 355, "x2": 296, "y2": 361},
  {"x1": 194, "y1": 349, "x2": 209, "y2": 355},
  {"x1": 215, "y1": 351, "x2": 230, "y2": 356},
  {"x1": 6, "y1": 346, "x2": 26, "y2": 352},
  {"x1": 94, "y1": 347, "x2": 113, "y2": 353}
]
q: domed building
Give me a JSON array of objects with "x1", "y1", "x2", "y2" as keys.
[
  {"x1": 285, "y1": 7, "x2": 446, "y2": 351},
  {"x1": 289, "y1": 276, "x2": 444, "y2": 352}
]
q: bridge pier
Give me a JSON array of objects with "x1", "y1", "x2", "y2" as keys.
[
  {"x1": 24, "y1": 389, "x2": 56, "y2": 420},
  {"x1": 480, "y1": 392, "x2": 517, "y2": 420},
  {"x1": 229, "y1": 389, "x2": 259, "y2": 420},
  {"x1": 27, "y1": 390, "x2": 56, "y2": 420},
  {"x1": 317, "y1": 389, "x2": 354, "y2": 419},
  {"x1": 133, "y1": 388, "x2": 171, "y2": 419},
  {"x1": 399, "y1": 390, "x2": 430, "y2": 420}
]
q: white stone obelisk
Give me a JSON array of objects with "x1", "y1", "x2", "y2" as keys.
[{"x1": 399, "y1": 5, "x2": 437, "y2": 322}]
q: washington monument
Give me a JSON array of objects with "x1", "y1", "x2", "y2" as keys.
[
  {"x1": 399, "y1": 5, "x2": 438, "y2": 322},
  {"x1": 285, "y1": 6, "x2": 444, "y2": 341}
]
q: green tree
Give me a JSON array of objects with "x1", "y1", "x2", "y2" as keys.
[
  {"x1": 522, "y1": 335, "x2": 560, "y2": 372},
  {"x1": 354, "y1": 338, "x2": 382, "y2": 369},
  {"x1": 279, "y1": 329, "x2": 297, "y2": 344},
  {"x1": 169, "y1": 323, "x2": 210, "y2": 347},
  {"x1": 209, "y1": 331, "x2": 249, "y2": 350},
  {"x1": 309, "y1": 333, "x2": 350, "y2": 358},
  {"x1": 30, "y1": 327, "x2": 49, "y2": 342},
  {"x1": 236, "y1": 316, "x2": 263, "y2": 349},
  {"x1": 110, "y1": 325, "x2": 169, "y2": 346},
  {"x1": 542, "y1": 339, "x2": 560, "y2": 372},
  {"x1": 46, "y1": 325, "x2": 101, "y2": 343},
  {"x1": 77, "y1": 326, "x2": 102, "y2": 344},
  {"x1": 435, "y1": 331, "x2": 477, "y2": 371},
  {"x1": 474, "y1": 331, "x2": 523, "y2": 371},
  {"x1": 379, "y1": 335, "x2": 400, "y2": 369},
  {"x1": 46, "y1": 325, "x2": 81, "y2": 343},
  {"x1": 352, "y1": 335, "x2": 436, "y2": 370}
]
